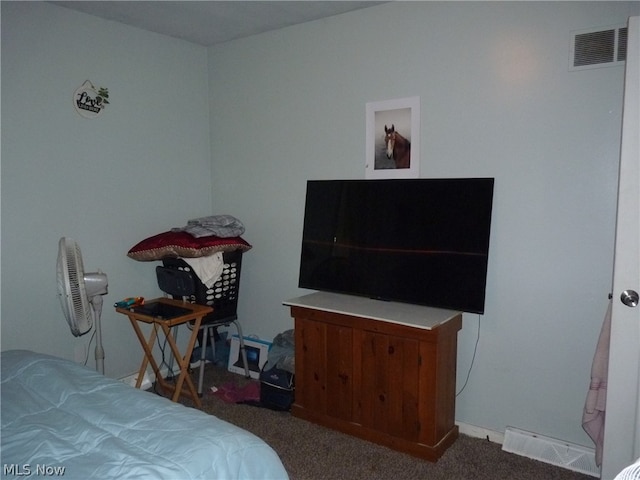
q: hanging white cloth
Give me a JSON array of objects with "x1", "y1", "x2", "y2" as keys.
[
  {"x1": 182, "y1": 252, "x2": 224, "y2": 289},
  {"x1": 582, "y1": 300, "x2": 612, "y2": 467}
]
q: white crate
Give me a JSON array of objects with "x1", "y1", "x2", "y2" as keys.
[{"x1": 227, "y1": 335, "x2": 271, "y2": 379}]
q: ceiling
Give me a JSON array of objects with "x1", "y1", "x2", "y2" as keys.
[{"x1": 50, "y1": 1, "x2": 385, "y2": 47}]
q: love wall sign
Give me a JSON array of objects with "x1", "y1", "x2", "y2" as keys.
[{"x1": 73, "y1": 80, "x2": 110, "y2": 119}]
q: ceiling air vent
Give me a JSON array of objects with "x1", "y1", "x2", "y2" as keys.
[{"x1": 570, "y1": 24, "x2": 627, "y2": 71}]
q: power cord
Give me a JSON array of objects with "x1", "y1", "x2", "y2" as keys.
[
  {"x1": 81, "y1": 329, "x2": 97, "y2": 367},
  {"x1": 151, "y1": 325, "x2": 184, "y2": 396},
  {"x1": 149, "y1": 326, "x2": 172, "y2": 395},
  {"x1": 456, "y1": 314, "x2": 480, "y2": 397}
]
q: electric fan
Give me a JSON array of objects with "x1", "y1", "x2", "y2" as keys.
[{"x1": 57, "y1": 237, "x2": 108, "y2": 373}]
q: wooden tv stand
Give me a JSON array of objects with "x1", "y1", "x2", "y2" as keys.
[{"x1": 284, "y1": 292, "x2": 462, "y2": 462}]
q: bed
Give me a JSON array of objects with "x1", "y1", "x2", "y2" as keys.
[
  {"x1": 616, "y1": 457, "x2": 640, "y2": 480},
  {"x1": 1, "y1": 350, "x2": 289, "y2": 479}
]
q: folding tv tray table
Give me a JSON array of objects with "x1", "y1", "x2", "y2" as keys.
[{"x1": 116, "y1": 297, "x2": 213, "y2": 409}]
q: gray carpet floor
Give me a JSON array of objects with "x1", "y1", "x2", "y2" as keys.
[{"x1": 152, "y1": 362, "x2": 594, "y2": 480}]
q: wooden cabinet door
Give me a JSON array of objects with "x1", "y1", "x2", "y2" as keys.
[
  {"x1": 295, "y1": 317, "x2": 326, "y2": 413},
  {"x1": 325, "y1": 323, "x2": 354, "y2": 421},
  {"x1": 295, "y1": 316, "x2": 354, "y2": 420},
  {"x1": 359, "y1": 331, "x2": 421, "y2": 442}
]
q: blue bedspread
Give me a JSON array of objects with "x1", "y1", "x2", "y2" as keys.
[{"x1": 1, "y1": 350, "x2": 289, "y2": 479}]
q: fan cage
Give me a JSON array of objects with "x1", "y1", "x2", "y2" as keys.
[{"x1": 58, "y1": 238, "x2": 93, "y2": 336}]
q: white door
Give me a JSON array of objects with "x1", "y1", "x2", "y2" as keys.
[{"x1": 601, "y1": 15, "x2": 640, "y2": 480}]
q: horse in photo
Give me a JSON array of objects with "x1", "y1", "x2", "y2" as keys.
[{"x1": 384, "y1": 124, "x2": 411, "y2": 169}]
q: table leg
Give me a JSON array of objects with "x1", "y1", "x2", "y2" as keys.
[
  {"x1": 128, "y1": 315, "x2": 161, "y2": 388},
  {"x1": 161, "y1": 315, "x2": 203, "y2": 408},
  {"x1": 119, "y1": 305, "x2": 211, "y2": 409}
]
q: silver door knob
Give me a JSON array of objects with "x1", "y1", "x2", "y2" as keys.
[{"x1": 620, "y1": 290, "x2": 639, "y2": 307}]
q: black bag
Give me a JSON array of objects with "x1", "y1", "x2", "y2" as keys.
[{"x1": 260, "y1": 365, "x2": 295, "y2": 411}]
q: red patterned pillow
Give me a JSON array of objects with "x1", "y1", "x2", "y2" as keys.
[{"x1": 127, "y1": 231, "x2": 252, "y2": 261}]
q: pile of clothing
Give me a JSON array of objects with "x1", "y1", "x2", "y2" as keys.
[
  {"x1": 172, "y1": 215, "x2": 245, "y2": 288},
  {"x1": 173, "y1": 215, "x2": 245, "y2": 239}
]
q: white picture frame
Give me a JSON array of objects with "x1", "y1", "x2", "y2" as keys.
[
  {"x1": 365, "y1": 96, "x2": 420, "y2": 179},
  {"x1": 227, "y1": 335, "x2": 271, "y2": 379}
]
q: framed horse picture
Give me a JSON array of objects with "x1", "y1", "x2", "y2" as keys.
[{"x1": 365, "y1": 96, "x2": 420, "y2": 179}]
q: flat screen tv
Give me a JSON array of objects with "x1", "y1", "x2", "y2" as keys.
[{"x1": 298, "y1": 178, "x2": 494, "y2": 314}]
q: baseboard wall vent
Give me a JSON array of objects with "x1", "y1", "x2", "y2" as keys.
[
  {"x1": 502, "y1": 427, "x2": 600, "y2": 477},
  {"x1": 120, "y1": 366, "x2": 180, "y2": 391},
  {"x1": 120, "y1": 372, "x2": 153, "y2": 391}
]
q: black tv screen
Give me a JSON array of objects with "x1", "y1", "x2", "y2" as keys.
[{"x1": 298, "y1": 178, "x2": 494, "y2": 313}]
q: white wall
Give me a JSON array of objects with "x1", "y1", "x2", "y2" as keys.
[
  {"x1": 207, "y1": 1, "x2": 639, "y2": 448},
  {"x1": 2, "y1": 0, "x2": 637, "y2": 455},
  {"x1": 1, "y1": 2, "x2": 211, "y2": 378}
]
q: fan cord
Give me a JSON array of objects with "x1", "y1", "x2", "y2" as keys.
[{"x1": 81, "y1": 329, "x2": 97, "y2": 367}]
